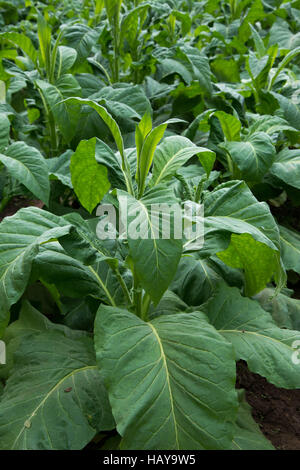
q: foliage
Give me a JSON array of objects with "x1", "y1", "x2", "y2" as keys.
[{"x1": 0, "y1": 0, "x2": 299, "y2": 451}]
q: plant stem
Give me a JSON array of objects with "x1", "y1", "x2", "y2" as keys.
[
  {"x1": 141, "y1": 293, "x2": 151, "y2": 322},
  {"x1": 114, "y1": 267, "x2": 132, "y2": 305}
]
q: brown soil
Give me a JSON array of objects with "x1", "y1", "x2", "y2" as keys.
[
  {"x1": 0, "y1": 196, "x2": 44, "y2": 221},
  {"x1": 236, "y1": 361, "x2": 300, "y2": 450}
]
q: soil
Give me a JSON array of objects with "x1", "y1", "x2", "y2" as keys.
[
  {"x1": 0, "y1": 196, "x2": 44, "y2": 222},
  {"x1": 236, "y1": 361, "x2": 300, "y2": 450},
  {"x1": 1, "y1": 197, "x2": 300, "y2": 451}
]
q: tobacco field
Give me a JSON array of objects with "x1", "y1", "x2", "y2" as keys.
[{"x1": 0, "y1": 0, "x2": 299, "y2": 450}]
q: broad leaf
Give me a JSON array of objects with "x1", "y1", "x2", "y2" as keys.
[
  {"x1": 0, "y1": 142, "x2": 50, "y2": 204},
  {"x1": 117, "y1": 187, "x2": 182, "y2": 304},
  {"x1": 221, "y1": 132, "x2": 275, "y2": 183},
  {"x1": 95, "y1": 305, "x2": 238, "y2": 450},
  {"x1": 151, "y1": 136, "x2": 215, "y2": 186},
  {"x1": 202, "y1": 181, "x2": 283, "y2": 296},
  {"x1": 0, "y1": 208, "x2": 73, "y2": 319},
  {"x1": 203, "y1": 283, "x2": 300, "y2": 388},
  {"x1": 269, "y1": 148, "x2": 300, "y2": 190},
  {"x1": 70, "y1": 138, "x2": 111, "y2": 213},
  {"x1": 255, "y1": 287, "x2": 300, "y2": 331},
  {"x1": 0, "y1": 329, "x2": 114, "y2": 449},
  {"x1": 231, "y1": 390, "x2": 274, "y2": 450},
  {"x1": 214, "y1": 111, "x2": 241, "y2": 141}
]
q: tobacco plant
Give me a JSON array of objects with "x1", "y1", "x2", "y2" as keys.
[{"x1": 0, "y1": 0, "x2": 299, "y2": 451}]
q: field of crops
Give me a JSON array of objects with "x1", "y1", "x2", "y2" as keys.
[{"x1": 0, "y1": 0, "x2": 299, "y2": 451}]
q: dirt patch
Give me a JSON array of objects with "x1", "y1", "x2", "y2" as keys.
[
  {"x1": 236, "y1": 361, "x2": 300, "y2": 450},
  {"x1": 0, "y1": 196, "x2": 44, "y2": 221}
]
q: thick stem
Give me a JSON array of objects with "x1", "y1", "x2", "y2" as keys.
[{"x1": 141, "y1": 293, "x2": 151, "y2": 322}]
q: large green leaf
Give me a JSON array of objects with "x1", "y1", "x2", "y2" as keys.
[
  {"x1": 201, "y1": 181, "x2": 283, "y2": 296},
  {"x1": 0, "y1": 329, "x2": 114, "y2": 449},
  {"x1": 95, "y1": 305, "x2": 238, "y2": 450},
  {"x1": 117, "y1": 187, "x2": 182, "y2": 304},
  {"x1": 0, "y1": 208, "x2": 74, "y2": 320},
  {"x1": 0, "y1": 142, "x2": 50, "y2": 204},
  {"x1": 151, "y1": 136, "x2": 215, "y2": 186},
  {"x1": 202, "y1": 283, "x2": 300, "y2": 388},
  {"x1": 70, "y1": 138, "x2": 110, "y2": 213},
  {"x1": 221, "y1": 132, "x2": 275, "y2": 183},
  {"x1": 269, "y1": 149, "x2": 300, "y2": 191}
]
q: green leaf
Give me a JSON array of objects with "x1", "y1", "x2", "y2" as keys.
[
  {"x1": 95, "y1": 305, "x2": 238, "y2": 450},
  {"x1": 55, "y1": 46, "x2": 77, "y2": 78},
  {"x1": 33, "y1": 244, "x2": 104, "y2": 300},
  {"x1": 217, "y1": 233, "x2": 280, "y2": 297},
  {"x1": 0, "y1": 300, "x2": 89, "y2": 379},
  {"x1": 269, "y1": 46, "x2": 300, "y2": 89},
  {"x1": 137, "y1": 118, "x2": 182, "y2": 196},
  {"x1": 0, "y1": 32, "x2": 37, "y2": 64},
  {"x1": 0, "y1": 329, "x2": 114, "y2": 449},
  {"x1": 47, "y1": 149, "x2": 73, "y2": 188},
  {"x1": 269, "y1": 18, "x2": 300, "y2": 52},
  {"x1": 36, "y1": 78, "x2": 81, "y2": 144},
  {"x1": 272, "y1": 92, "x2": 300, "y2": 131},
  {"x1": 0, "y1": 142, "x2": 50, "y2": 204},
  {"x1": 117, "y1": 187, "x2": 182, "y2": 305},
  {"x1": 170, "y1": 256, "x2": 223, "y2": 306},
  {"x1": 202, "y1": 181, "x2": 283, "y2": 296},
  {"x1": 203, "y1": 283, "x2": 300, "y2": 388},
  {"x1": 0, "y1": 208, "x2": 74, "y2": 320},
  {"x1": 0, "y1": 112, "x2": 10, "y2": 151},
  {"x1": 238, "y1": 0, "x2": 264, "y2": 43},
  {"x1": 70, "y1": 138, "x2": 111, "y2": 213},
  {"x1": 221, "y1": 132, "x2": 275, "y2": 183},
  {"x1": 279, "y1": 225, "x2": 300, "y2": 274},
  {"x1": 255, "y1": 287, "x2": 300, "y2": 331},
  {"x1": 211, "y1": 58, "x2": 240, "y2": 83},
  {"x1": 151, "y1": 136, "x2": 215, "y2": 186},
  {"x1": 63, "y1": 98, "x2": 132, "y2": 191},
  {"x1": 248, "y1": 115, "x2": 298, "y2": 136},
  {"x1": 269, "y1": 148, "x2": 300, "y2": 191},
  {"x1": 231, "y1": 390, "x2": 274, "y2": 450},
  {"x1": 104, "y1": 0, "x2": 123, "y2": 27},
  {"x1": 214, "y1": 111, "x2": 241, "y2": 141},
  {"x1": 63, "y1": 24, "x2": 99, "y2": 64}
]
